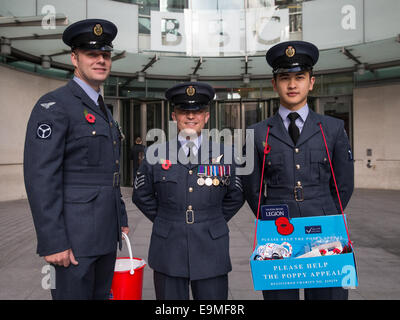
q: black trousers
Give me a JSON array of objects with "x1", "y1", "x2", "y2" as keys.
[
  {"x1": 262, "y1": 287, "x2": 348, "y2": 300},
  {"x1": 51, "y1": 251, "x2": 116, "y2": 300},
  {"x1": 154, "y1": 271, "x2": 228, "y2": 300}
]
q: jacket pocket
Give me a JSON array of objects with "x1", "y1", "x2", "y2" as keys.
[
  {"x1": 64, "y1": 186, "x2": 100, "y2": 203},
  {"x1": 209, "y1": 221, "x2": 229, "y2": 240},
  {"x1": 265, "y1": 153, "x2": 283, "y2": 185},
  {"x1": 73, "y1": 124, "x2": 110, "y2": 166},
  {"x1": 152, "y1": 218, "x2": 172, "y2": 239},
  {"x1": 310, "y1": 149, "x2": 330, "y2": 182},
  {"x1": 153, "y1": 168, "x2": 178, "y2": 204}
]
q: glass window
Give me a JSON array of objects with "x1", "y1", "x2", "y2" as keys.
[
  {"x1": 139, "y1": 16, "x2": 151, "y2": 34},
  {"x1": 113, "y1": 0, "x2": 160, "y2": 15},
  {"x1": 190, "y1": 0, "x2": 244, "y2": 10},
  {"x1": 160, "y1": 0, "x2": 188, "y2": 12}
]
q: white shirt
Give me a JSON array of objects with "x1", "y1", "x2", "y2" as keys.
[
  {"x1": 178, "y1": 133, "x2": 202, "y2": 157},
  {"x1": 278, "y1": 104, "x2": 309, "y2": 133}
]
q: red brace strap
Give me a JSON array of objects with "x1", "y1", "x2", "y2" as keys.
[
  {"x1": 318, "y1": 122, "x2": 352, "y2": 247},
  {"x1": 252, "y1": 126, "x2": 271, "y2": 251}
]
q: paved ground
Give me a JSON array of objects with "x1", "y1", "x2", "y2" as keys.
[{"x1": 0, "y1": 188, "x2": 399, "y2": 300}]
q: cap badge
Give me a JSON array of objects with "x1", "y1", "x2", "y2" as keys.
[
  {"x1": 285, "y1": 46, "x2": 295, "y2": 58},
  {"x1": 186, "y1": 86, "x2": 196, "y2": 96},
  {"x1": 93, "y1": 24, "x2": 103, "y2": 36}
]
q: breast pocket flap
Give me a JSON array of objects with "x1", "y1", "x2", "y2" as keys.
[{"x1": 209, "y1": 221, "x2": 229, "y2": 239}]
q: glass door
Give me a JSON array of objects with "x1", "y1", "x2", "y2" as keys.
[
  {"x1": 217, "y1": 101, "x2": 241, "y2": 132},
  {"x1": 318, "y1": 95, "x2": 353, "y2": 147}
]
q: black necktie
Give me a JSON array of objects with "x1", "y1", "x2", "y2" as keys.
[
  {"x1": 288, "y1": 112, "x2": 300, "y2": 145},
  {"x1": 97, "y1": 94, "x2": 108, "y2": 119},
  {"x1": 186, "y1": 141, "x2": 197, "y2": 163}
]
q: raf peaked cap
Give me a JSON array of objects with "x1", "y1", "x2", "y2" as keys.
[
  {"x1": 165, "y1": 82, "x2": 215, "y2": 110},
  {"x1": 62, "y1": 19, "x2": 117, "y2": 51},
  {"x1": 266, "y1": 41, "x2": 319, "y2": 74}
]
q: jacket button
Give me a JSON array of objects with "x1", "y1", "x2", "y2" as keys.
[
  {"x1": 188, "y1": 205, "x2": 193, "y2": 210},
  {"x1": 92, "y1": 131, "x2": 96, "y2": 135},
  {"x1": 113, "y1": 141, "x2": 117, "y2": 145},
  {"x1": 297, "y1": 181, "x2": 302, "y2": 186},
  {"x1": 115, "y1": 160, "x2": 119, "y2": 165},
  {"x1": 189, "y1": 170, "x2": 193, "y2": 175},
  {"x1": 296, "y1": 164, "x2": 300, "y2": 170},
  {"x1": 189, "y1": 187, "x2": 193, "y2": 192},
  {"x1": 295, "y1": 148, "x2": 299, "y2": 153}
]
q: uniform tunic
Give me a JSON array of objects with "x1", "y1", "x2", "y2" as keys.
[
  {"x1": 24, "y1": 79, "x2": 128, "y2": 258},
  {"x1": 133, "y1": 140, "x2": 244, "y2": 280},
  {"x1": 243, "y1": 109, "x2": 354, "y2": 219}
]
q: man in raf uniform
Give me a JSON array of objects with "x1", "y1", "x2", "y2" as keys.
[
  {"x1": 23, "y1": 19, "x2": 129, "y2": 300},
  {"x1": 133, "y1": 82, "x2": 244, "y2": 300},
  {"x1": 243, "y1": 41, "x2": 354, "y2": 300}
]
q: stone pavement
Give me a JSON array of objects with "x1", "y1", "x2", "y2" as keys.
[{"x1": 0, "y1": 188, "x2": 399, "y2": 300}]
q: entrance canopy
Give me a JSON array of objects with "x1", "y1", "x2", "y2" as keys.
[{"x1": 1, "y1": 0, "x2": 399, "y2": 81}]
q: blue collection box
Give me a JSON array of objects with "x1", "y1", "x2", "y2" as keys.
[{"x1": 250, "y1": 214, "x2": 358, "y2": 290}]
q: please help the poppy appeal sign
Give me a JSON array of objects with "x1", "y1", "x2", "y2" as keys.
[{"x1": 250, "y1": 215, "x2": 358, "y2": 291}]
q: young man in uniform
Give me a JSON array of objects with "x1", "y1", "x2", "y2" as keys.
[
  {"x1": 243, "y1": 41, "x2": 354, "y2": 300},
  {"x1": 24, "y1": 19, "x2": 129, "y2": 299},
  {"x1": 133, "y1": 82, "x2": 244, "y2": 299}
]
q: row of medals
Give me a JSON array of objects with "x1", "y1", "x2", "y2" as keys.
[{"x1": 196, "y1": 165, "x2": 230, "y2": 187}]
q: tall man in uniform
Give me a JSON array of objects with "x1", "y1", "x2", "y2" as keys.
[
  {"x1": 24, "y1": 19, "x2": 129, "y2": 300},
  {"x1": 243, "y1": 41, "x2": 354, "y2": 300},
  {"x1": 133, "y1": 82, "x2": 244, "y2": 300}
]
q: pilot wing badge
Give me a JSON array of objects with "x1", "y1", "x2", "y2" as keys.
[{"x1": 40, "y1": 102, "x2": 56, "y2": 109}]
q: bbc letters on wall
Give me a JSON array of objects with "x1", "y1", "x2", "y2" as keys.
[
  {"x1": 250, "y1": 215, "x2": 358, "y2": 291},
  {"x1": 151, "y1": 7, "x2": 289, "y2": 56}
]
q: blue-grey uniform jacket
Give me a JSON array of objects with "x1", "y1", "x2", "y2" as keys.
[
  {"x1": 243, "y1": 110, "x2": 354, "y2": 218},
  {"x1": 24, "y1": 80, "x2": 128, "y2": 258},
  {"x1": 132, "y1": 140, "x2": 244, "y2": 280}
]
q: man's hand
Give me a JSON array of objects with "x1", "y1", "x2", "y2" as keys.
[
  {"x1": 121, "y1": 226, "x2": 130, "y2": 235},
  {"x1": 44, "y1": 249, "x2": 79, "y2": 267}
]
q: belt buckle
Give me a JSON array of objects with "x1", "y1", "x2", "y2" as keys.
[
  {"x1": 186, "y1": 209, "x2": 194, "y2": 224},
  {"x1": 294, "y1": 185, "x2": 304, "y2": 202},
  {"x1": 113, "y1": 172, "x2": 120, "y2": 187}
]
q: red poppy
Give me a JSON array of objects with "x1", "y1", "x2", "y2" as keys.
[
  {"x1": 86, "y1": 113, "x2": 96, "y2": 124},
  {"x1": 161, "y1": 159, "x2": 171, "y2": 170}
]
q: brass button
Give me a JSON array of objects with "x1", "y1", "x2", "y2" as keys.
[
  {"x1": 296, "y1": 164, "x2": 300, "y2": 170},
  {"x1": 189, "y1": 187, "x2": 193, "y2": 192},
  {"x1": 113, "y1": 141, "x2": 117, "y2": 145},
  {"x1": 92, "y1": 131, "x2": 96, "y2": 135},
  {"x1": 189, "y1": 170, "x2": 193, "y2": 175},
  {"x1": 110, "y1": 121, "x2": 113, "y2": 127},
  {"x1": 297, "y1": 181, "x2": 302, "y2": 186},
  {"x1": 295, "y1": 148, "x2": 299, "y2": 153},
  {"x1": 188, "y1": 205, "x2": 193, "y2": 210}
]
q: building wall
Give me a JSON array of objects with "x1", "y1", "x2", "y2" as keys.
[
  {"x1": 0, "y1": 65, "x2": 67, "y2": 201},
  {"x1": 353, "y1": 83, "x2": 400, "y2": 190}
]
